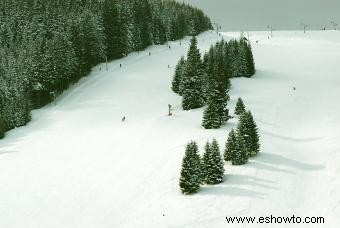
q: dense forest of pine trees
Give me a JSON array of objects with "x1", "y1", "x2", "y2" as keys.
[
  {"x1": 179, "y1": 99, "x2": 261, "y2": 194},
  {"x1": 172, "y1": 36, "x2": 255, "y2": 129},
  {"x1": 0, "y1": 0, "x2": 212, "y2": 136}
]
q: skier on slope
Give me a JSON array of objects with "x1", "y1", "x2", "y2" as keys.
[{"x1": 168, "y1": 104, "x2": 173, "y2": 116}]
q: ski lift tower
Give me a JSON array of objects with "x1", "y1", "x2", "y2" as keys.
[
  {"x1": 213, "y1": 22, "x2": 220, "y2": 34},
  {"x1": 301, "y1": 23, "x2": 308, "y2": 34},
  {"x1": 267, "y1": 25, "x2": 274, "y2": 38}
]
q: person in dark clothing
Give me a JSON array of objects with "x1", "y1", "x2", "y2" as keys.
[{"x1": 168, "y1": 104, "x2": 172, "y2": 116}]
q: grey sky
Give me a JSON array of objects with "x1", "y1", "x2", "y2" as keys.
[{"x1": 182, "y1": 0, "x2": 340, "y2": 31}]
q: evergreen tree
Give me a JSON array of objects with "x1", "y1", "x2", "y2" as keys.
[
  {"x1": 245, "y1": 42, "x2": 256, "y2": 77},
  {"x1": 43, "y1": 31, "x2": 78, "y2": 93},
  {"x1": 234, "y1": 97, "x2": 246, "y2": 115},
  {"x1": 201, "y1": 99, "x2": 220, "y2": 129},
  {"x1": 231, "y1": 130, "x2": 248, "y2": 165},
  {"x1": 226, "y1": 38, "x2": 256, "y2": 78},
  {"x1": 202, "y1": 139, "x2": 225, "y2": 184},
  {"x1": 132, "y1": 0, "x2": 152, "y2": 50},
  {"x1": 202, "y1": 40, "x2": 231, "y2": 101},
  {"x1": 172, "y1": 56, "x2": 186, "y2": 94},
  {"x1": 202, "y1": 63, "x2": 229, "y2": 129},
  {"x1": 150, "y1": 0, "x2": 167, "y2": 44},
  {"x1": 201, "y1": 142, "x2": 210, "y2": 181},
  {"x1": 179, "y1": 141, "x2": 202, "y2": 194},
  {"x1": 224, "y1": 129, "x2": 237, "y2": 161},
  {"x1": 201, "y1": 51, "x2": 210, "y2": 101},
  {"x1": 215, "y1": 62, "x2": 230, "y2": 123},
  {"x1": 181, "y1": 36, "x2": 205, "y2": 110},
  {"x1": 237, "y1": 111, "x2": 252, "y2": 157},
  {"x1": 102, "y1": 0, "x2": 126, "y2": 59},
  {"x1": 237, "y1": 111, "x2": 260, "y2": 157},
  {"x1": 0, "y1": 50, "x2": 31, "y2": 129},
  {"x1": 246, "y1": 111, "x2": 260, "y2": 156},
  {"x1": 227, "y1": 40, "x2": 240, "y2": 77},
  {"x1": 237, "y1": 38, "x2": 249, "y2": 76},
  {"x1": 151, "y1": 4, "x2": 167, "y2": 45}
]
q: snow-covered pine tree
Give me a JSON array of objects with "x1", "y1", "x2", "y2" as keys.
[
  {"x1": 201, "y1": 100, "x2": 220, "y2": 129},
  {"x1": 234, "y1": 97, "x2": 246, "y2": 115},
  {"x1": 150, "y1": 0, "x2": 167, "y2": 45},
  {"x1": 201, "y1": 51, "x2": 210, "y2": 101},
  {"x1": 227, "y1": 39, "x2": 240, "y2": 77},
  {"x1": 224, "y1": 129, "x2": 237, "y2": 161},
  {"x1": 172, "y1": 56, "x2": 186, "y2": 94},
  {"x1": 0, "y1": 50, "x2": 31, "y2": 129},
  {"x1": 69, "y1": 9, "x2": 107, "y2": 78},
  {"x1": 231, "y1": 130, "x2": 248, "y2": 165},
  {"x1": 216, "y1": 63, "x2": 230, "y2": 123},
  {"x1": 179, "y1": 141, "x2": 202, "y2": 194},
  {"x1": 237, "y1": 37, "x2": 250, "y2": 76},
  {"x1": 202, "y1": 141, "x2": 211, "y2": 182},
  {"x1": 102, "y1": 0, "x2": 127, "y2": 60},
  {"x1": 237, "y1": 110, "x2": 260, "y2": 157},
  {"x1": 202, "y1": 62, "x2": 229, "y2": 129},
  {"x1": 132, "y1": 0, "x2": 152, "y2": 50},
  {"x1": 202, "y1": 40, "x2": 231, "y2": 101},
  {"x1": 201, "y1": 64, "x2": 221, "y2": 129},
  {"x1": 246, "y1": 111, "x2": 260, "y2": 156},
  {"x1": 237, "y1": 111, "x2": 252, "y2": 157},
  {"x1": 203, "y1": 139, "x2": 225, "y2": 184},
  {"x1": 226, "y1": 38, "x2": 255, "y2": 78},
  {"x1": 45, "y1": 32, "x2": 78, "y2": 93},
  {"x1": 245, "y1": 42, "x2": 256, "y2": 77},
  {"x1": 181, "y1": 36, "x2": 205, "y2": 110},
  {"x1": 223, "y1": 41, "x2": 232, "y2": 81}
]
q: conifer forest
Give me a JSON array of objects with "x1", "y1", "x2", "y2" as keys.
[{"x1": 0, "y1": 0, "x2": 211, "y2": 134}]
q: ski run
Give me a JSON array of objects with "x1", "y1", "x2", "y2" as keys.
[{"x1": 1, "y1": 30, "x2": 340, "y2": 227}]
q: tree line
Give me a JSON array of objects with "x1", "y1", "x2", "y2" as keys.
[
  {"x1": 0, "y1": 0, "x2": 212, "y2": 138},
  {"x1": 171, "y1": 36, "x2": 255, "y2": 129},
  {"x1": 179, "y1": 98, "x2": 260, "y2": 194}
]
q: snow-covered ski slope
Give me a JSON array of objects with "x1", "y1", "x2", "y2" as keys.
[{"x1": 1, "y1": 30, "x2": 340, "y2": 228}]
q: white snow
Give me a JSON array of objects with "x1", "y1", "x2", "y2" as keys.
[{"x1": 1, "y1": 30, "x2": 340, "y2": 227}]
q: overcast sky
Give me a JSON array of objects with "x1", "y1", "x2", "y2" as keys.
[{"x1": 182, "y1": 0, "x2": 340, "y2": 31}]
